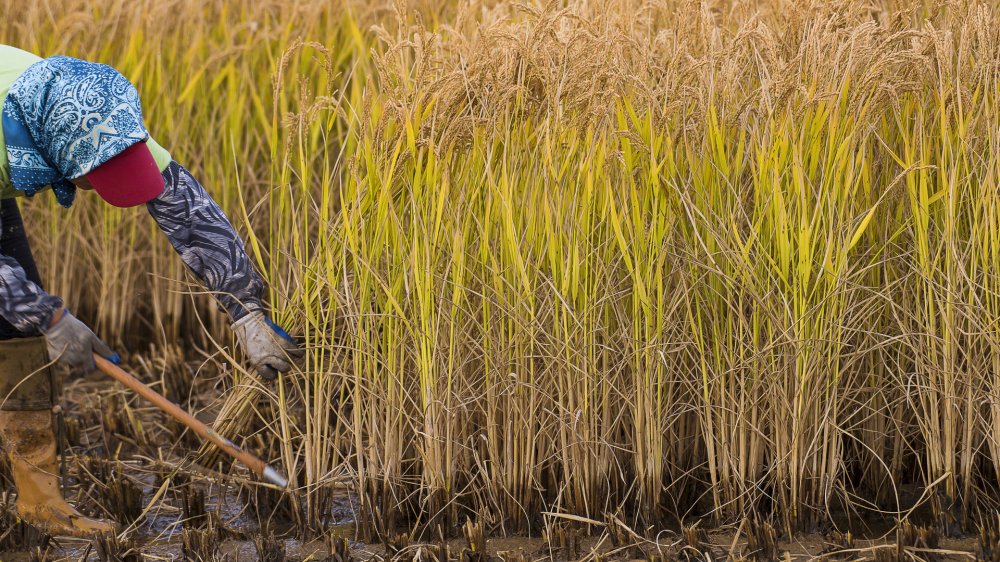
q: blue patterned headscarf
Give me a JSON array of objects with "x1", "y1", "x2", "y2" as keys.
[{"x1": 1, "y1": 56, "x2": 149, "y2": 207}]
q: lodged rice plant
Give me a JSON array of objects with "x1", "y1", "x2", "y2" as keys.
[{"x1": 8, "y1": 0, "x2": 1000, "y2": 539}]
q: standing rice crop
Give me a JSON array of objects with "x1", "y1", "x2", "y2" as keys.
[{"x1": 8, "y1": 0, "x2": 1000, "y2": 539}]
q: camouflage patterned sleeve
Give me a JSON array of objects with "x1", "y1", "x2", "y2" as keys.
[
  {"x1": 0, "y1": 252, "x2": 62, "y2": 335},
  {"x1": 146, "y1": 161, "x2": 265, "y2": 322}
]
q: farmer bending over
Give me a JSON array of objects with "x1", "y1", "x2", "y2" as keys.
[{"x1": 0, "y1": 45, "x2": 302, "y2": 537}]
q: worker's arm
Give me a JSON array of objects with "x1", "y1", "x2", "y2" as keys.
[
  {"x1": 146, "y1": 161, "x2": 265, "y2": 320},
  {"x1": 0, "y1": 210, "x2": 114, "y2": 373},
  {"x1": 146, "y1": 161, "x2": 302, "y2": 379},
  {"x1": 0, "y1": 253, "x2": 62, "y2": 334}
]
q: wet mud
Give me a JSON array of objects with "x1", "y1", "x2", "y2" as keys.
[{"x1": 0, "y1": 362, "x2": 988, "y2": 562}]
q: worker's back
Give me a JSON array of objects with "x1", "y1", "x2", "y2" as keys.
[
  {"x1": 0, "y1": 45, "x2": 171, "y2": 201},
  {"x1": 0, "y1": 45, "x2": 43, "y2": 199}
]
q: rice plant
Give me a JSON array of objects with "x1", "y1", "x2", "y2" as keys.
[{"x1": 6, "y1": 0, "x2": 1000, "y2": 542}]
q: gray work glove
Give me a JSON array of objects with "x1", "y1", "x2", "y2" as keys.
[
  {"x1": 43, "y1": 310, "x2": 119, "y2": 374},
  {"x1": 233, "y1": 311, "x2": 303, "y2": 381}
]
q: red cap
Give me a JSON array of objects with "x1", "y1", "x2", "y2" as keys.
[{"x1": 84, "y1": 141, "x2": 165, "y2": 208}]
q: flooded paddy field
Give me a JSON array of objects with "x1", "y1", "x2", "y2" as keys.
[
  {"x1": 9, "y1": 2, "x2": 1000, "y2": 560},
  {"x1": 0, "y1": 352, "x2": 988, "y2": 561}
]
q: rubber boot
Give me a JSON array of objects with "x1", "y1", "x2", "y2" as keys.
[{"x1": 0, "y1": 410, "x2": 118, "y2": 538}]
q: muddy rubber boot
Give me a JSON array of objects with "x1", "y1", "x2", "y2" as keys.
[
  {"x1": 0, "y1": 410, "x2": 118, "y2": 538},
  {"x1": 0, "y1": 336, "x2": 116, "y2": 539},
  {"x1": 0, "y1": 411, "x2": 116, "y2": 538}
]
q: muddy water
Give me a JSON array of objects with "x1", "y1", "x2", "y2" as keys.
[
  {"x1": 0, "y1": 500, "x2": 359, "y2": 561},
  {"x1": 0, "y1": 367, "x2": 986, "y2": 561},
  {"x1": 1, "y1": 533, "x2": 356, "y2": 561},
  {"x1": 0, "y1": 371, "x2": 366, "y2": 561},
  {"x1": 0, "y1": 465, "x2": 986, "y2": 561},
  {"x1": 0, "y1": 522, "x2": 987, "y2": 561}
]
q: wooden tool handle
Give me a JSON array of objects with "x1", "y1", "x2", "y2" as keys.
[{"x1": 93, "y1": 354, "x2": 288, "y2": 487}]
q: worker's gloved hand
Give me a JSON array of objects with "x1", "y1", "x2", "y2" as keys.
[
  {"x1": 233, "y1": 311, "x2": 303, "y2": 381},
  {"x1": 43, "y1": 309, "x2": 120, "y2": 374}
]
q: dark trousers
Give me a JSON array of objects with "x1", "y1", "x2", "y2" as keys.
[{"x1": 0, "y1": 198, "x2": 42, "y2": 340}]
